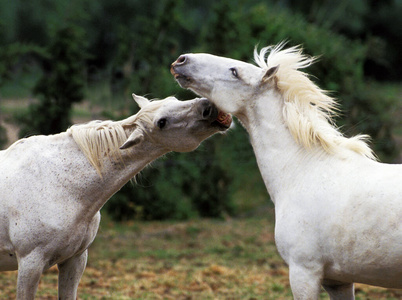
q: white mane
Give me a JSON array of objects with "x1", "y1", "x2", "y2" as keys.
[
  {"x1": 67, "y1": 100, "x2": 165, "y2": 176},
  {"x1": 68, "y1": 120, "x2": 130, "y2": 176},
  {"x1": 254, "y1": 44, "x2": 376, "y2": 160}
]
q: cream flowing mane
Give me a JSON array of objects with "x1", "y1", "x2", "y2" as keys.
[
  {"x1": 254, "y1": 44, "x2": 376, "y2": 160},
  {"x1": 68, "y1": 119, "x2": 131, "y2": 176},
  {"x1": 67, "y1": 100, "x2": 165, "y2": 176}
]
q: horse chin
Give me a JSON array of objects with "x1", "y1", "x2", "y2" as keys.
[
  {"x1": 176, "y1": 78, "x2": 208, "y2": 99},
  {"x1": 212, "y1": 121, "x2": 231, "y2": 131},
  {"x1": 173, "y1": 74, "x2": 192, "y2": 88},
  {"x1": 171, "y1": 67, "x2": 192, "y2": 88},
  {"x1": 171, "y1": 68, "x2": 214, "y2": 101}
]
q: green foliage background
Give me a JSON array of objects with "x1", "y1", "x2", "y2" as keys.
[{"x1": 0, "y1": 0, "x2": 401, "y2": 220}]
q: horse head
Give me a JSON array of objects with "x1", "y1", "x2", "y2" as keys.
[
  {"x1": 171, "y1": 52, "x2": 278, "y2": 116},
  {"x1": 120, "y1": 94, "x2": 232, "y2": 152},
  {"x1": 68, "y1": 94, "x2": 231, "y2": 176}
]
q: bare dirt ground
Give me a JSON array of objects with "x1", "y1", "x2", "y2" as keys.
[{"x1": 0, "y1": 218, "x2": 400, "y2": 299}]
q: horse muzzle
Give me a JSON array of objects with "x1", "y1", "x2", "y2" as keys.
[{"x1": 171, "y1": 56, "x2": 193, "y2": 88}]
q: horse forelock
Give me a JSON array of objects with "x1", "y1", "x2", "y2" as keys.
[
  {"x1": 131, "y1": 99, "x2": 166, "y2": 126},
  {"x1": 254, "y1": 43, "x2": 376, "y2": 160}
]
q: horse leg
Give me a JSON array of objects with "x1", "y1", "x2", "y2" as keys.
[
  {"x1": 288, "y1": 264, "x2": 322, "y2": 300},
  {"x1": 16, "y1": 253, "x2": 45, "y2": 300},
  {"x1": 323, "y1": 283, "x2": 355, "y2": 300},
  {"x1": 58, "y1": 250, "x2": 88, "y2": 300}
]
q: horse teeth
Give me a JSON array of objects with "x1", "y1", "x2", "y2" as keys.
[{"x1": 217, "y1": 111, "x2": 232, "y2": 126}]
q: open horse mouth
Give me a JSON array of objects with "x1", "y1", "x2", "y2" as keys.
[
  {"x1": 214, "y1": 110, "x2": 232, "y2": 129},
  {"x1": 170, "y1": 55, "x2": 197, "y2": 89},
  {"x1": 202, "y1": 99, "x2": 232, "y2": 130},
  {"x1": 170, "y1": 66, "x2": 192, "y2": 88}
]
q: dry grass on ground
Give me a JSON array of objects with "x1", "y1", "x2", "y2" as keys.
[{"x1": 0, "y1": 214, "x2": 401, "y2": 299}]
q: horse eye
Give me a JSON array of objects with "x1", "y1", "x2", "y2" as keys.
[
  {"x1": 157, "y1": 118, "x2": 167, "y2": 129},
  {"x1": 230, "y1": 67, "x2": 239, "y2": 78}
]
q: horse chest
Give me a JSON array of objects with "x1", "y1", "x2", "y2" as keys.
[
  {"x1": 274, "y1": 205, "x2": 321, "y2": 265},
  {"x1": 273, "y1": 195, "x2": 343, "y2": 264},
  {"x1": 45, "y1": 212, "x2": 101, "y2": 267}
]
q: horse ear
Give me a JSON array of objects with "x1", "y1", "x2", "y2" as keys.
[
  {"x1": 132, "y1": 93, "x2": 150, "y2": 108},
  {"x1": 120, "y1": 127, "x2": 144, "y2": 150},
  {"x1": 262, "y1": 65, "x2": 279, "y2": 83}
]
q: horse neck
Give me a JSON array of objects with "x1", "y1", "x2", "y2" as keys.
[
  {"x1": 63, "y1": 135, "x2": 168, "y2": 220},
  {"x1": 238, "y1": 90, "x2": 321, "y2": 204}
]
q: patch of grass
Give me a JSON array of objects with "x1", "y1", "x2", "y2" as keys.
[{"x1": 0, "y1": 216, "x2": 400, "y2": 299}]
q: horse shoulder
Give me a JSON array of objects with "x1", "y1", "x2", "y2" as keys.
[
  {"x1": 274, "y1": 158, "x2": 402, "y2": 263},
  {"x1": 1, "y1": 134, "x2": 92, "y2": 246}
]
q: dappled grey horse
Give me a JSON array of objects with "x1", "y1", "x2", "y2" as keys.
[{"x1": 0, "y1": 94, "x2": 231, "y2": 299}]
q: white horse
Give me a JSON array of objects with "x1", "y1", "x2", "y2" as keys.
[
  {"x1": 0, "y1": 94, "x2": 231, "y2": 299},
  {"x1": 171, "y1": 44, "x2": 402, "y2": 299}
]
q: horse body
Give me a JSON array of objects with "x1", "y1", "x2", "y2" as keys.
[
  {"x1": 0, "y1": 133, "x2": 111, "y2": 299},
  {"x1": 0, "y1": 95, "x2": 231, "y2": 299},
  {"x1": 171, "y1": 45, "x2": 402, "y2": 299},
  {"x1": 0, "y1": 132, "x2": 129, "y2": 269},
  {"x1": 246, "y1": 87, "x2": 402, "y2": 292},
  {"x1": 273, "y1": 158, "x2": 402, "y2": 287}
]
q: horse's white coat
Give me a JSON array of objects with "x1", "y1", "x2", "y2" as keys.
[
  {"x1": 0, "y1": 95, "x2": 229, "y2": 299},
  {"x1": 171, "y1": 45, "x2": 402, "y2": 299}
]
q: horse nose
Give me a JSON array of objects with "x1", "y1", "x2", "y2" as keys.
[
  {"x1": 171, "y1": 55, "x2": 187, "y2": 76},
  {"x1": 173, "y1": 55, "x2": 187, "y2": 66},
  {"x1": 200, "y1": 99, "x2": 218, "y2": 120},
  {"x1": 203, "y1": 105, "x2": 212, "y2": 119}
]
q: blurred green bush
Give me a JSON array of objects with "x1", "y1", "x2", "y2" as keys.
[
  {"x1": 15, "y1": 25, "x2": 87, "y2": 136},
  {"x1": 106, "y1": 138, "x2": 235, "y2": 221},
  {"x1": 197, "y1": 2, "x2": 398, "y2": 158}
]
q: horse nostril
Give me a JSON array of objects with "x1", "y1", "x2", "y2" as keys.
[
  {"x1": 176, "y1": 55, "x2": 187, "y2": 65},
  {"x1": 203, "y1": 106, "x2": 212, "y2": 119}
]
